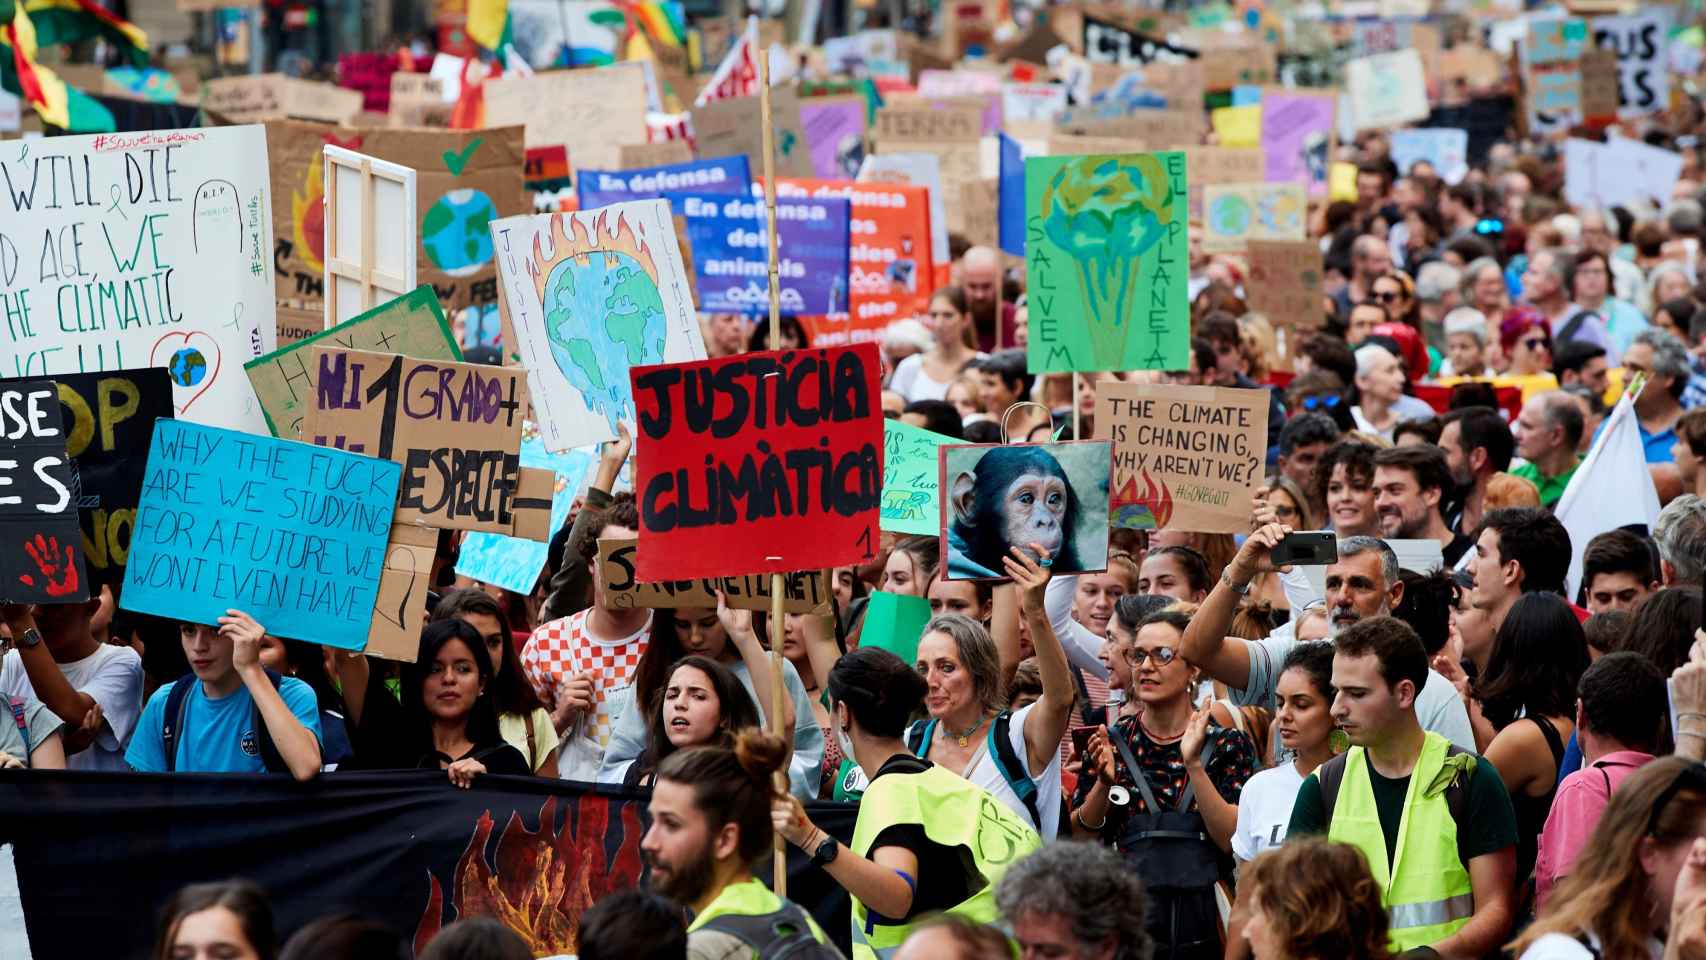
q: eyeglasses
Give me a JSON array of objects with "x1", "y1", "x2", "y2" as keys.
[
  {"x1": 1272, "y1": 503, "x2": 1299, "y2": 518},
  {"x1": 1123, "y1": 646, "x2": 1181, "y2": 666},
  {"x1": 1520, "y1": 337, "x2": 1550, "y2": 351},
  {"x1": 1646, "y1": 763, "x2": 1706, "y2": 837},
  {"x1": 1301, "y1": 394, "x2": 1342, "y2": 411},
  {"x1": 1373, "y1": 291, "x2": 1402, "y2": 304}
]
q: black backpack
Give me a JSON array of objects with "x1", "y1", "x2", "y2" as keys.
[
  {"x1": 161, "y1": 671, "x2": 290, "y2": 774},
  {"x1": 1106, "y1": 723, "x2": 1228, "y2": 960},
  {"x1": 1315, "y1": 747, "x2": 1472, "y2": 825},
  {"x1": 696, "y1": 901, "x2": 842, "y2": 959},
  {"x1": 906, "y1": 712, "x2": 1043, "y2": 834}
]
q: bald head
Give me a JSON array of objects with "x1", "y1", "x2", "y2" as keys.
[{"x1": 961, "y1": 245, "x2": 1002, "y2": 312}]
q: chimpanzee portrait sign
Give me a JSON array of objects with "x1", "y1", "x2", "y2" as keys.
[{"x1": 0, "y1": 379, "x2": 88, "y2": 604}]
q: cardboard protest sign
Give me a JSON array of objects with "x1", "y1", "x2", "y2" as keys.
[
  {"x1": 575, "y1": 156, "x2": 753, "y2": 211},
  {"x1": 388, "y1": 73, "x2": 451, "y2": 127},
  {"x1": 873, "y1": 99, "x2": 983, "y2": 142},
  {"x1": 1389, "y1": 129, "x2": 1470, "y2": 184},
  {"x1": 1345, "y1": 51, "x2": 1430, "y2": 131},
  {"x1": 882, "y1": 418, "x2": 953, "y2": 536},
  {"x1": 617, "y1": 141, "x2": 695, "y2": 169},
  {"x1": 122, "y1": 419, "x2": 399, "y2": 646},
  {"x1": 860, "y1": 590, "x2": 932, "y2": 665},
  {"x1": 1579, "y1": 48, "x2": 1622, "y2": 124},
  {"x1": 671, "y1": 193, "x2": 851, "y2": 317},
  {"x1": 302, "y1": 348, "x2": 548, "y2": 537},
  {"x1": 630, "y1": 343, "x2": 883, "y2": 581},
  {"x1": 245, "y1": 286, "x2": 461, "y2": 439},
  {"x1": 0, "y1": 126, "x2": 275, "y2": 433},
  {"x1": 597, "y1": 539, "x2": 833, "y2": 614},
  {"x1": 483, "y1": 64, "x2": 649, "y2": 172},
  {"x1": 691, "y1": 89, "x2": 816, "y2": 180},
  {"x1": 203, "y1": 75, "x2": 363, "y2": 123},
  {"x1": 1525, "y1": 17, "x2": 1588, "y2": 130},
  {"x1": 1058, "y1": 110, "x2": 1203, "y2": 151},
  {"x1": 322, "y1": 146, "x2": 418, "y2": 327},
  {"x1": 1097, "y1": 381, "x2": 1267, "y2": 533},
  {"x1": 857, "y1": 153, "x2": 952, "y2": 277},
  {"x1": 1199, "y1": 40, "x2": 1277, "y2": 91},
  {"x1": 1024, "y1": 152, "x2": 1189, "y2": 372},
  {"x1": 774, "y1": 179, "x2": 935, "y2": 348},
  {"x1": 1563, "y1": 137, "x2": 1684, "y2": 211},
  {"x1": 455, "y1": 431, "x2": 596, "y2": 594},
  {"x1": 939, "y1": 441, "x2": 1112, "y2": 581},
  {"x1": 799, "y1": 97, "x2": 868, "y2": 180},
  {"x1": 1211, "y1": 106, "x2": 1261, "y2": 149},
  {"x1": 1260, "y1": 90, "x2": 1335, "y2": 196},
  {"x1": 1202, "y1": 183, "x2": 1306, "y2": 253},
  {"x1": 0, "y1": 381, "x2": 86, "y2": 603},
  {"x1": 1246, "y1": 240, "x2": 1326, "y2": 332},
  {"x1": 491, "y1": 201, "x2": 705, "y2": 453},
  {"x1": 916, "y1": 70, "x2": 1003, "y2": 134},
  {"x1": 1002, "y1": 82, "x2": 1068, "y2": 133},
  {"x1": 46, "y1": 370, "x2": 174, "y2": 589},
  {"x1": 1593, "y1": 12, "x2": 1671, "y2": 117}
]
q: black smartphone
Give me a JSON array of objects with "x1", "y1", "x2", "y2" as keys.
[
  {"x1": 1269, "y1": 531, "x2": 1338, "y2": 567},
  {"x1": 1070, "y1": 726, "x2": 1096, "y2": 760}
]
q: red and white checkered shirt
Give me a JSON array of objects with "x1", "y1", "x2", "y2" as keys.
[{"x1": 521, "y1": 609, "x2": 651, "y2": 749}]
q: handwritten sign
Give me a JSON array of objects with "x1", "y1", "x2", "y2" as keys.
[
  {"x1": 1083, "y1": 16, "x2": 1199, "y2": 68},
  {"x1": 1203, "y1": 182, "x2": 1307, "y2": 253},
  {"x1": 1389, "y1": 129, "x2": 1469, "y2": 184},
  {"x1": 1593, "y1": 12, "x2": 1671, "y2": 118},
  {"x1": 1345, "y1": 50, "x2": 1430, "y2": 131},
  {"x1": 454, "y1": 431, "x2": 596, "y2": 594},
  {"x1": 491, "y1": 201, "x2": 705, "y2": 453},
  {"x1": 575, "y1": 156, "x2": 753, "y2": 210},
  {"x1": 0, "y1": 380, "x2": 85, "y2": 603},
  {"x1": 597, "y1": 538, "x2": 832, "y2": 614},
  {"x1": 1563, "y1": 137, "x2": 1684, "y2": 212},
  {"x1": 672, "y1": 193, "x2": 850, "y2": 317},
  {"x1": 1025, "y1": 152, "x2": 1189, "y2": 372},
  {"x1": 799, "y1": 97, "x2": 868, "y2": 179},
  {"x1": 631, "y1": 344, "x2": 883, "y2": 580},
  {"x1": 1096, "y1": 381, "x2": 1267, "y2": 533},
  {"x1": 49, "y1": 369, "x2": 174, "y2": 589},
  {"x1": 881, "y1": 419, "x2": 951, "y2": 536},
  {"x1": 244, "y1": 286, "x2": 461, "y2": 439},
  {"x1": 1246, "y1": 240, "x2": 1325, "y2": 332},
  {"x1": 0, "y1": 126, "x2": 275, "y2": 433},
  {"x1": 122, "y1": 419, "x2": 399, "y2": 646},
  {"x1": 1260, "y1": 90, "x2": 1334, "y2": 196},
  {"x1": 484, "y1": 63, "x2": 649, "y2": 171}
]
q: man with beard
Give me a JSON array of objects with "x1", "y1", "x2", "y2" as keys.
[
  {"x1": 1180, "y1": 530, "x2": 1476, "y2": 752},
  {"x1": 1372, "y1": 445, "x2": 1473, "y2": 566},
  {"x1": 1439, "y1": 407, "x2": 1513, "y2": 550},
  {"x1": 959, "y1": 246, "x2": 1018, "y2": 352},
  {"x1": 640, "y1": 731, "x2": 837, "y2": 959}
]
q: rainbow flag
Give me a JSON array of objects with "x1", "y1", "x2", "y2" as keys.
[
  {"x1": 0, "y1": 0, "x2": 114, "y2": 130},
  {"x1": 24, "y1": 0, "x2": 147, "y2": 65}
]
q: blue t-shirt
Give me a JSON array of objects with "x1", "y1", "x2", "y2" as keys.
[{"x1": 126, "y1": 676, "x2": 322, "y2": 773}]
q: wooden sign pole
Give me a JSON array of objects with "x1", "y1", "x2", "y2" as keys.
[{"x1": 759, "y1": 49, "x2": 790, "y2": 898}]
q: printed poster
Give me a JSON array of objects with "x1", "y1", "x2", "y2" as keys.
[{"x1": 1201, "y1": 182, "x2": 1306, "y2": 253}]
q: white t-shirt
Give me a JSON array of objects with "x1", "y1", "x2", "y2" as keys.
[
  {"x1": 1518, "y1": 932, "x2": 1659, "y2": 960},
  {"x1": 0, "y1": 643, "x2": 142, "y2": 771},
  {"x1": 1232, "y1": 760, "x2": 1307, "y2": 861},
  {"x1": 889, "y1": 352, "x2": 977, "y2": 404},
  {"x1": 955, "y1": 702, "x2": 1062, "y2": 840}
]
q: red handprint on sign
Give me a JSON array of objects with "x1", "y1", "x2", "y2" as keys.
[{"x1": 18, "y1": 534, "x2": 80, "y2": 598}]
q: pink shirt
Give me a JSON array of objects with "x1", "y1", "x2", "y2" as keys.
[{"x1": 1534, "y1": 750, "x2": 1656, "y2": 908}]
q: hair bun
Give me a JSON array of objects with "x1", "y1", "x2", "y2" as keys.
[{"x1": 733, "y1": 729, "x2": 789, "y2": 785}]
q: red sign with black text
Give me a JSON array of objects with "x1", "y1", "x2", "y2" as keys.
[{"x1": 630, "y1": 345, "x2": 883, "y2": 580}]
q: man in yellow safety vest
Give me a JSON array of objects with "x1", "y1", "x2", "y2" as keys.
[{"x1": 1287, "y1": 617, "x2": 1518, "y2": 957}]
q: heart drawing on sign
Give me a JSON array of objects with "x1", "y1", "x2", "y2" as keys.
[{"x1": 149, "y1": 331, "x2": 223, "y2": 415}]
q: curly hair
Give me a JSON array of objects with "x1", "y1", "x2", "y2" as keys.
[
  {"x1": 1246, "y1": 838, "x2": 1389, "y2": 960},
  {"x1": 1311, "y1": 439, "x2": 1379, "y2": 517},
  {"x1": 573, "y1": 492, "x2": 639, "y2": 566},
  {"x1": 995, "y1": 842, "x2": 1153, "y2": 960}
]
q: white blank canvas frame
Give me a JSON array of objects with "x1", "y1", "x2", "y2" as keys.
[{"x1": 323, "y1": 146, "x2": 418, "y2": 328}]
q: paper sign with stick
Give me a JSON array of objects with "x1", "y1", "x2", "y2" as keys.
[
  {"x1": 1096, "y1": 381, "x2": 1268, "y2": 533},
  {"x1": 630, "y1": 343, "x2": 885, "y2": 581},
  {"x1": 0, "y1": 380, "x2": 86, "y2": 604},
  {"x1": 597, "y1": 539, "x2": 832, "y2": 614},
  {"x1": 121, "y1": 420, "x2": 399, "y2": 647},
  {"x1": 323, "y1": 147, "x2": 418, "y2": 327}
]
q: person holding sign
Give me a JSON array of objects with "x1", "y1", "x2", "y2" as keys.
[
  {"x1": 889, "y1": 287, "x2": 985, "y2": 404},
  {"x1": 772, "y1": 646, "x2": 1040, "y2": 960},
  {"x1": 906, "y1": 545, "x2": 1073, "y2": 839},
  {"x1": 125, "y1": 610, "x2": 323, "y2": 781},
  {"x1": 1, "y1": 601, "x2": 141, "y2": 772}
]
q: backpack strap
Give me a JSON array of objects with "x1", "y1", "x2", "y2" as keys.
[
  {"x1": 1317, "y1": 752, "x2": 1351, "y2": 821},
  {"x1": 1558, "y1": 308, "x2": 1596, "y2": 348},
  {"x1": 1106, "y1": 722, "x2": 1163, "y2": 813},
  {"x1": 252, "y1": 670, "x2": 289, "y2": 774},
  {"x1": 1175, "y1": 735, "x2": 1220, "y2": 813},
  {"x1": 8, "y1": 698, "x2": 28, "y2": 758},
  {"x1": 1070, "y1": 665, "x2": 1099, "y2": 726},
  {"x1": 697, "y1": 902, "x2": 822, "y2": 957},
  {"x1": 161, "y1": 674, "x2": 197, "y2": 774},
  {"x1": 986, "y1": 711, "x2": 1043, "y2": 832},
  {"x1": 905, "y1": 719, "x2": 935, "y2": 759}
]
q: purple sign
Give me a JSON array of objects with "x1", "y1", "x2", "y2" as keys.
[
  {"x1": 800, "y1": 99, "x2": 867, "y2": 179},
  {"x1": 1262, "y1": 93, "x2": 1335, "y2": 197}
]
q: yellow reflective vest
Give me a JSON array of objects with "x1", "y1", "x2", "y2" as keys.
[
  {"x1": 1326, "y1": 731, "x2": 1475, "y2": 951},
  {"x1": 847, "y1": 763, "x2": 1040, "y2": 960}
]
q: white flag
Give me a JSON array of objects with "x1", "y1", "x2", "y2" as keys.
[{"x1": 1555, "y1": 387, "x2": 1662, "y2": 599}]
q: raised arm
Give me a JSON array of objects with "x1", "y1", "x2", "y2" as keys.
[
  {"x1": 990, "y1": 583, "x2": 1022, "y2": 688},
  {"x1": 224, "y1": 610, "x2": 322, "y2": 781},
  {"x1": 1006, "y1": 545, "x2": 1073, "y2": 775},
  {"x1": 1044, "y1": 575, "x2": 1110, "y2": 680},
  {"x1": 1179, "y1": 524, "x2": 1290, "y2": 691},
  {"x1": 539, "y1": 422, "x2": 630, "y2": 623},
  {"x1": 719, "y1": 594, "x2": 795, "y2": 761}
]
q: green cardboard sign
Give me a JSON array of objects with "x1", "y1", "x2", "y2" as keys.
[{"x1": 861, "y1": 591, "x2": 933, "y2": 666}]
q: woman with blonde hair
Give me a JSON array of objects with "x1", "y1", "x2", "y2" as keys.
[
  {"x1": 1484, "y1": 472, "x2": 1542, "y2": 511},
  {"x1": 1242, "y1": 838, "x2": 1392, "y2": 960},
  {"x1": 1512, "y1": 757, "x2": 1706, "y2": 958}
]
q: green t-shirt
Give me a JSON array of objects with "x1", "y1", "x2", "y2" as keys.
[
  {"x1": 1510, "y1": 458, "x2": 1582, "y2": 507},
  {"x1": 1287, "y1": 754, "x2": 1519, "y2": 868}
]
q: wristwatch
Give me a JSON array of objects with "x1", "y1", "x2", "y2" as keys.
[
  {"x1": 1221, "y1": 569, "x2": 1252, "y2": 596},
  {"x1": 15, "y1": 626, "x2": 41, "y2": 649},
  {"x1": 809, "y1": 833, "x2": 839, "y2": 868}
]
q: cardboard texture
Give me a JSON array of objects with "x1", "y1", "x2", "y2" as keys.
[
  {"x1": 1246, "y1": 240, "x2": 1326, "y2": 331},
  {"x1": 245, "y1": 286, "x2": 462, "y2": 439},
  {"x1": 483, "y1": 63, "x2": 650, "y2": 172},
  {"x1": 1097, "y1": 381, "x2": 1268, "y2": 533},
  {"x1": 205, "y1": 75, "x2": 364, "y2": 123},
  {"x1": 690, "y1": 88, "x2": 816, "y2": 179},
  {"x1": 597, "y1": 539, "x2": 832, "y2": 614},
  {"x1": 618, "y1": 140, "x2": 695, "y2": 168}
]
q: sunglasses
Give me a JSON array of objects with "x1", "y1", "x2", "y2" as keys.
[
  {"x1": 1301, "y1": 394, "x2": 1342, "y2": 411},
  {"x1": 1520, "y1": 337, "x2": 1551, "y2": 351},
  {"x1": 1647, "y1": 763, "x2": 1706, "y2": 837},
  {"x1": 1373, "y1": 291, "x2": 1403, "y2": 304},
  {"x1": 1123, "y1": 646, "x2": 1181, "y2": 666}
]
